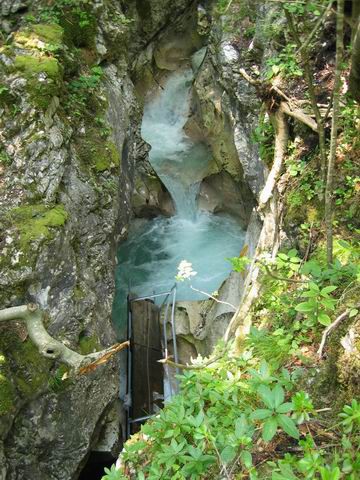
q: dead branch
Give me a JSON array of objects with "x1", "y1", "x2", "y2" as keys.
[
  {"x1": 238, "y1": 68, "x2": 318, "y2": 132},
  {"x1": 239, "y1": 68, "x2": 260, "y2": 86},
  {"x1": 189, "y1": 285, "x2": 236, "y2": 311},
  {"x1": 256, "y1": 259, "x2": 309, "y2": 284},
  {"x1": 158, "y1": 354, "x2": 222, "y2": 370},
  {"x1": 280, "y1": 101, "x2": 318, "y2": 132},
  {"x1": 0, "y1": 304, "x2": 128, "y2": 374},
  {"x1": 318, "y1": 307, "x2": 357, "y2": 358}
]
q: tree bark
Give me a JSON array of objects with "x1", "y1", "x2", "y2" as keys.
[
  {"x1": 0, "y1": 304, "x2": 129, "y2": 374},
  {"x1": 225, "y1": 108, "x2": 288, "y2": 342},
  {"x1": 258, "y1": 107, "x2": 289, "y2": 209},
  {"x1": 349, "y1": 18, "x2": 360, "y2": 102},
  {"x1": 325, "y1": 0, "x2": 344, "y2": 265}
]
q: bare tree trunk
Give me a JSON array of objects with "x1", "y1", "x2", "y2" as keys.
[
  {"x1": 0, "y1": 304, "x2": 129, "y2": 374},
  {"x1": 258, "y1": 107, "x2": 289, "y2": 209},
  {"x1": 325, "y1": 0, "x2": 344, "y2": 265},
  {"x1": 225, "y1": 108, "x2": 288, "y2": 342}
]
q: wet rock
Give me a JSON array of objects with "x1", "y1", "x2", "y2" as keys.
[
  {"x1": 198, "y1": 171, "x2": 255, "y2": 228},
  {"x1": 132, "y1": 174, "x2": 175, "y2": 218}
]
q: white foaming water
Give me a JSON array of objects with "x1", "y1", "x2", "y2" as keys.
[
  {"x1": 113, "y1": 69, "x2": 245, "y2": 330},
  {"x1": 141, "y1": 69, "x2": 210, "y2": 218}
]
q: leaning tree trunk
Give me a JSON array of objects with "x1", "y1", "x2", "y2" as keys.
[
  {"x1": 224, "y1": 107, "x2": 288, "y2": 343},
  {"x1": 0, "y1": 304, "x2": 129, "y2": 374},
  {"x1": 325, "y1": 0, "x2": 344, "y2": 265}
]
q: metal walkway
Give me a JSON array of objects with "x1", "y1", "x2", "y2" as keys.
[{"x1": 125, "y1": 285, "x2": 179, "y2": 438}]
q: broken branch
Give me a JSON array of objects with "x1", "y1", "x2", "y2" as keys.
[
  {"x1": 0, "y1": 304, "x2": 128, "y2": 374},
  {"x1": 317, "y1": 307, "x2": 359, "y2": 359}
]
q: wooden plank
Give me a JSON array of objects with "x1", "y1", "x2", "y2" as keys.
[
  {"x1": 130, "y1": 300, "x2": 163, "y2": 432},
  {"x1": 131, "y1": 301, "x2": 162, "y2": 350}
]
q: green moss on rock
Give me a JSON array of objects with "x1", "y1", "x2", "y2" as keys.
[
  {"x1": 32, "y1": 24, "x2": 64, "y2": 45},
  {"x1": 95, "y1": 141, "x2": 121, "y2": 172},
  {"x1": 76, "y1": 132, "x2": 121, "y2": 173},
  {"x1": 14, "y1": 24, "x2": 64, "y2": 51},
  {"x1": 8, "y1": 204, "x2": 68, "y2": 249},
  {"x1": 48, "y1": 363, "x2": 71, "y2": 392},
  {"x1": 0, "y1": 326, "x2": 52, "y2": 416},
  {"x1": 79, "y1": 333, "x2": 101, "y2": 355},
  {"x1": 0, "y1": 204, "x2": 68, "y2": 273},
  {"x1": 0, "y1": 363, "x2": 16, "y2": 415},
  {"x1": 14, "y1": 55, "x2": 61, "y2": 79}
]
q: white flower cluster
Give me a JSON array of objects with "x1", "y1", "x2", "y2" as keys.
[{"x1": 175, "y1": 260, "x2": 197, "y2": 282}]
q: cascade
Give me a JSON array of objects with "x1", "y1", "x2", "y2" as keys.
[{"x1": 113, "y1": 67, "x2": 245, "y2": 331}]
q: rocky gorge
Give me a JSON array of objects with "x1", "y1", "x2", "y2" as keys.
[
  {"x1": 0, "y1": 1, "x2": 268, "y2": 478},
  {"x1": 3, "y1": 0, "x2": 356, "y2": 479}
]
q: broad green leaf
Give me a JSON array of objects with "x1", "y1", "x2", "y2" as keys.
[
  {"x1": 277, "y1": 414, "x2": 299, "y2": 439},
  {"x1": 318, "y1": 312, "x2": 331, "y2": 326},
  {"x1": 309, "y1": 282, "x2": 320, "y2": 292},
  {"x1": 273, "y1": 385, "x2": 284, "y2": 409},
  {"x1": 295, "y1": 302, "x2": 314, "y2": 313},
  {"x1": 349, "y1": 308, "x2": 358, "y2": 318},
  {"x1": 235, "y1": 416, "x2": 248, "y2": 437},
  {"x1": 257, "y1": 385, "x2": 275, "y2": 409},
  {"x1": 321, "y1": 298, "x2": 336, "y2": 310},
  {"x1": 250, "y1": 409, "x2": 272, "y2": 420},
  {"x1": 193, "y1": 411, "x2": 204, "y2": 428},
  {"x1": 279, "y1": 462, "x2": 300, "y2": 479},
  {"x1": 300, "y1": 290, "x2": 318, "y2": 298},
  {"x1": 276, "y1": 402, "x2": 294, "y2": 414},
  {"x1": 220, "y1": 445, "x2": 236, "y2": 465},
  {"x1": 287, "y1": 249, "x2": 298, "y2": 258},
  {"x1": 320, "y1": 285, "x2": 337, "y2": 296},
  {"x1": 240, "y1": 450, "x2": 252, "y2": 469},
  {"x1": 272, "y1": 474, "x2": 290, "y2": 480},
  {"x1": 262, "y1": 417, "x2": 278, "y2": 442},
  {"x1": 277, "y1": 253, "x2": 289, "y2": 261}
]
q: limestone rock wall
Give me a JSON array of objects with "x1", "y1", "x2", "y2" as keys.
[{"x1": 0, "y1": 1, "x2": 195, "y2": 478}]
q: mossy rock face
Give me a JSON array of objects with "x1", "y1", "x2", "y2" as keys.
[
  {"x1": 31, "y1": 24, "x2": 64, "y2": 45},
  {"x1": 0, "y1": 204, "x2": 68, "y2": 272},
  {"x1": 78, "y1": 333, "x2": 101, "y2": 355},
  {"x1": 76, "y1": 133, "x2": 121, "y2": 173},
  {"x1": 14, "y1": 24, "x2": 64, "y2": 51},
  {"x1": 0, "y1": 363, "x2": 16, "y2": 416},
  {"x1": 0, "y1": 84, "x2": 15, "y2": 107},
  {"x1": 7, "y1": 204, "x2": 68, "y2": 250},
  {"x1": 337, "y1": 320, "x2": 360, "y2": 399},
  {"x1": 0, "y1": 325, "x2": 52, "y2": 416},
  {"x1": 9, "y1": 23, "x2": 65, "y2": 109},
  {"x1": 14, "y1": 55, "x2": 61, "y2": 79},
  {"x1": 12, "y1": 54, "x2": 63, "y2": 108}
]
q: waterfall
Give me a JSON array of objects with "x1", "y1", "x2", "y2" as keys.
[
  {"x1": 113, "y1": 69, "x2": 245, "y2": 330},
  {"x1": 142, "y1": 69, "x2": 210, "y2": 219}
]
